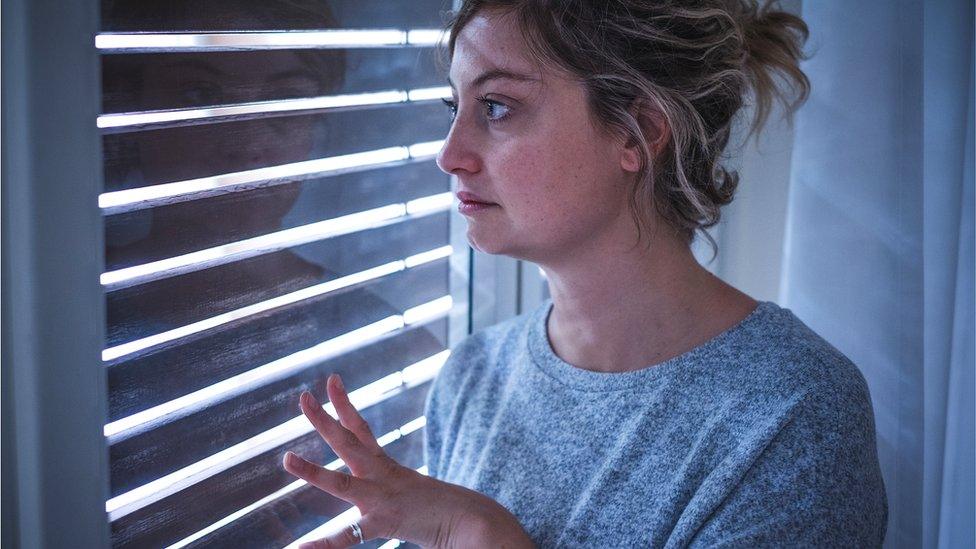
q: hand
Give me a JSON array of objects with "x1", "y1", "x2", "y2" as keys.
[{"x1": 282, "y1": 373, "x2": 535, "y2": 549}]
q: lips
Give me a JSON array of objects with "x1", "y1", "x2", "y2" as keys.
[{"x1": 456, "y1": 191, "x2": 497, "y2": 205}]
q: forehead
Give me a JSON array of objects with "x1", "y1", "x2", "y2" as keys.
[{"x1": 448, "y1": 10, "x2": 543, "y2": 87}]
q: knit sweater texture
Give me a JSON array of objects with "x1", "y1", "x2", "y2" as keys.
[{"x1": 423, "y1": 298, "x2": 888, "y2": 548}]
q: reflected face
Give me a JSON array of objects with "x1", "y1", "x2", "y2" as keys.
[
  {"x1": 139, "y1": 51, "x2": 324, "y2": 180},
  {"x1": 135, "y1": 51, "x2": 329, "y2": 231},
  {"x1": 437, "y1": 9, "x2": 634, "y2": 263}
]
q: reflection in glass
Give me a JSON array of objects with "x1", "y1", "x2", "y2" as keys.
[{"x1": 100, "y1": 1, "x2": 455, "y2": 546}]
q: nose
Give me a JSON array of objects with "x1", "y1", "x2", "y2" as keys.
[{"x1": 436, "y1": 117, "x2": 481, "y2": 176}]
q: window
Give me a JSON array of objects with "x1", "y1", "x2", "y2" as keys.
[
  {"x1": 98, "y1": 1, "x2": 459, "y2": 546},
  {"x1": 2, "y1": 1, "x2": 541, "y2": 546}
]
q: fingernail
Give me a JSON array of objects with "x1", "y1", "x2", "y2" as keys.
[
  {"x1": 284, "y1": 451, "x2": 296, "y2": 467},
  {"x1": 335, "y1": 375, "x2": 344, "y2": 391}
]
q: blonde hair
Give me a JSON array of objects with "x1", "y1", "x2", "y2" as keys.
[{"x1": 440, "y1": 0, "x2": 811, "y2": 258}]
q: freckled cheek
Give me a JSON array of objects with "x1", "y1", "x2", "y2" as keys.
[
  {"x1": 515, "y1": 178, "x2": 587, "y2": 230},
  {"x1": 490, "y1": 148, "x2": 547, "y2": 201},
  {"x1": 507, "y1": 143, "x2": 563, "y2": 187},
  {"x1": 493, "y1": 140, "x2": 595, "y2": 220}
]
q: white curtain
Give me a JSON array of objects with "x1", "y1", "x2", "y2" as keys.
[{"x1": 776, "y1": 1, "x2": 974, "y2": 548}]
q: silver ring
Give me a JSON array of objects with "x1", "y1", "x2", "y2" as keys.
[{"x1": 350, "y1": 521, "x2": 364, "y2": 544}]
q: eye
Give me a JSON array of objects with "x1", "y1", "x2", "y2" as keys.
[
  {"x1": 441, "y1": 98, "x2": 458, "y2": 121},
  {"x1": 440, "y1": 96, "x2": 512, "y2": 124},
  {"x1": 476, "y1": 95, "x2": 511, "y2": 123}
]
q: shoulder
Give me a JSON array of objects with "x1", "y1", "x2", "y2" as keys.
[
  {"x1": 427, "y1": 303, "x2": 539, "y2": 400},
  {"x1": 455, "y1": 308, "x2": 533, "y2": 367},
  {"x1": 721, "y1": 301, "x2": 874, "y2": 411},
  {"x1": 687, "y1": 305, "x2": 887, "y2": 546},
  {"x1": 726, "y1": 303, "x2": 883, "y2": 483},
  {"x1": 695, "y1": 301, "x2": 879, "y2": 450}
]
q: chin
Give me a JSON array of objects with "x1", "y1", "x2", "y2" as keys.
[
  {"x1": 467, "y1": 230, "x2": 513, "y2": 256},
  {"x1": 468, "y1": 236, "x2": 503, "y2": 255},
  {"x1": 468, "y1": 234, "x2": 540, "y2": 263}
]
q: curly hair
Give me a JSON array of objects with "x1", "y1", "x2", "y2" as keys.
[{"x1": 439, "y1": 0, "x2": 811, "y2": 258}]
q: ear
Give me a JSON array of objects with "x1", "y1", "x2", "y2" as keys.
[
  {"x1": 619, "y1": 101, "x2": 670, "y2": 174},
  {"x1": 619, "y1": 135, "x2": 641, "y2": 173}
]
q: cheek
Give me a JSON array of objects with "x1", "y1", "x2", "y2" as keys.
[
  {"x1": 486, "y1": 114, "x2": 625, "y2": 240},
  {"x1": 500, "y1": 149, "x2": 615, "y2": 240},
  {"x1": 492, "y1": 145, "x2": 564, "y2": 225},
  {"x1": 514, "y1": 136, "x2": 619, "y2": 211}
]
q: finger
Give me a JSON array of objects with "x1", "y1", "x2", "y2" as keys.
[
  {"x1": 282, "y1": 451, "x2": 376, "y2": 508},
  {"x1": 298, "y1": 514, "x2": 383, "y2": 549},
  {"x1": 327, "y1": 374, "x2": 384, "y2": 456},
  {"x1": 299, "y1": 391, "x2": 377, "y2": 475}
]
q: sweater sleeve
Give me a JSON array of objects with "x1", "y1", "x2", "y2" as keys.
[
  {"x1": 422, "y1": 363, "x2": 446, "y2": 479},
  {"x1": 688, "y1": 364, "x2": 889, "y2": 548}
]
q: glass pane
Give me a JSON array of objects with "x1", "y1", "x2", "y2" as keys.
[{"x1": 98, "y1": 1, "x2": 459, "y2": 547}]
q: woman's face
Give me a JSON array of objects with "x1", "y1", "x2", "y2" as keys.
[{"x1": 437, "y1": 10, "x2": 639, "y2": 264}]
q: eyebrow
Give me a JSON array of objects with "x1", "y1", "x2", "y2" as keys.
[{"x1": 447, "y1": 68, "x2": 541, "y2": 90}]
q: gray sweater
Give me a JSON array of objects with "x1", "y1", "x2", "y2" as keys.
[{"x1": 423, "y1": 299, "x2": 888, "y2": 548}]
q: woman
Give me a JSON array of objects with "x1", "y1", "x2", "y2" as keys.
[{"x1": 283, "y1": 1, "x2": 889, "y2": 547}]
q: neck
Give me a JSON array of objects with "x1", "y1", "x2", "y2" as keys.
[{"x1": 538, "y1": 220, "x2": 757, "y2": 374}]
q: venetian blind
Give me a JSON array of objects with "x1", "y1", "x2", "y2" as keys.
[{"x1": 98, "y1": 1, "x2": 456, "y2": 547}]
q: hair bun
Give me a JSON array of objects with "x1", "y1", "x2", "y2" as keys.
[{"x1": 729, "y1": 0, "x2": 811, "y2": 142}]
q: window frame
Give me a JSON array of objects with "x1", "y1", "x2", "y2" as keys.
[{"x1": 2, "y1": 0, "x2": 111, "y2": 547}]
